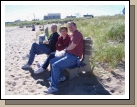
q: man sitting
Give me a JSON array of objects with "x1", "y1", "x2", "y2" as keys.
[
  {"x1": 22, "y1": 24, "x2": 60, "y2": 69},
  {"x1": 44, "y1": 22, "x2": 84, "y2": 94}
]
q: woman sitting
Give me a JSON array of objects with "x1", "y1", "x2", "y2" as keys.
[{"x1": 34, "y1": 26, "x2": 70, "y2": 82}]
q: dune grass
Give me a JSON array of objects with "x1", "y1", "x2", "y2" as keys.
[
  {"x1": 75, "y1": 15, "x2": 125, "y2": 68},
  {"x1": 39, "y1": 15, "x2": 125, "y2": 68},
  {"x1": 12, "y1": 15, "x2": 125, "y2": 69},
  {"x1": 36, "y1": 31, "x2": 45, "y2": 37}
]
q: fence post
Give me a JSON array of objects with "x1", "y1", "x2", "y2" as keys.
[{"x1": 45, "y1": 27, "x2": 48, "y2": 37}]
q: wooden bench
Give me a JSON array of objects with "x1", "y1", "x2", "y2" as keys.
[
  {"x1": 38, "y1": 27, "x2": 49, "y2": 44},
  {"x1": 62, "y1": 37, "x2": 92, "y2": 80}
]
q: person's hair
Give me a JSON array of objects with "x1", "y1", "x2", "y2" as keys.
[
  {"x1": 67, "y1": 21, "x2": 76, "y2": 27},
  {"x1": 59, "y1": 26, "x2": 68, "y2": 32},
  {"x1": 51, "y1": 24, "x2": 57, "y2": 29}
]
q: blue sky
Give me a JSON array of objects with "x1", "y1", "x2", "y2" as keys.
[{"x1": 5, "y1": 5, "x2": 125, "y2": 22}]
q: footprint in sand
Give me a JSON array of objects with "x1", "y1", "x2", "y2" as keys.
[
  {"x1": 14, "y1": 77, "x2": 19, "y2": 80},
  {"x1": 25, "y1": 76, "x2": 30, "y2": 79},
  {"x1": 8, "y1": 69, "x2": 12, "y2": 72},
  {"x1": 12, "y1": 82, "x2": 16, "y2": 86},
  {"x1": 10, "y1": 75, "x2": 15, "y2": 78},
  {"x1": 30, "y1": 90, "x2": 36, "y2": 93}
]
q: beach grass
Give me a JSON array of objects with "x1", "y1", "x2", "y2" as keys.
[{"x1": 7, "y1": 15, "x2": 125, "y2": 68}]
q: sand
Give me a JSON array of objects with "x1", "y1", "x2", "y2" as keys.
[{"x1": 5, "y1": 25, "x2": 125, "y2": 95}]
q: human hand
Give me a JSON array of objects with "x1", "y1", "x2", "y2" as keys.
[
  {"x1": 58, "y1": 43, "x2": 61, "y2": 46},
  {"x1": 43, "y1": 40, "x2": 49, "y2": 44}
]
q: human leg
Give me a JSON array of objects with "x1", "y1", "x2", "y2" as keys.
[
  {"x1": 50, "y1": 53, "x2": 77, "y2": 88},
  {"x1": 22, "y1": 43, "x2": 51, "y2": 69},
  {"x1": 27, "y1": 43, "x2": 51, "y2": 65},
  {"x1": 42, "y1": 52, "x2": 55, "y2": 70}
]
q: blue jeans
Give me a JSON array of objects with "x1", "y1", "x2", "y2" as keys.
[
  {"x1": 49, "y1": 53, "x2": 77, "y2": 88},
  {"x1": 27, "y1": 42, "x2": 51, "y2": 65},
  {"x1": 42, "y1": 52, "x2": 55, "y2": 70}
]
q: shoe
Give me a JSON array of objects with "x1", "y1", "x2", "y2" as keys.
[
  {"x1": 47, "y1": 76, "x2": 66, "y2": 82},
  {"x1": 37, "y1": 63, "x2": 41, "y2": 68},
  {"x1": 44, "y1": 87, "x2": 58, "y2": 94},
  {"x1": 22, "y1": 54, "x2": 30, "y2": 60},
  {"x1": 47, "y1": 77, "x2": 51, "y2": 81},
  {"x1": 37, "y1": 63, "x2": 44, "y2": 68},
  {"x1": 22, "y1": 64, "x2": 31, "y2": 69},
  {"x1": 34, "y1": 67, "x2": 44, "y2": 74},
  {"x1": 58, "y1": 76, "x2": 66, "y2": 82}
]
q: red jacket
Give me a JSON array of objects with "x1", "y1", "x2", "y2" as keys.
[{"x1": 56, "y1": 34, "x2": 70, "y2": 51}]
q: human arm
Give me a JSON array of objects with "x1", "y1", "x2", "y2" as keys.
[
  {"x1": 65, "y1": 33, "x2": 82, "y2": 51},
  {"x1": 47, "y1": 33, "x2": 59, "y2": 47},
  {"x1": 55, "y1": 36, "x2": 62, "y2": 51},
  {"x1": 65, "y1": 43, "x2": 76, "y2": 51}
]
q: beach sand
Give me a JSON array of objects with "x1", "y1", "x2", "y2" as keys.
[{"x1": 5, "y1": 25, "x2": 125, "y2": 95}]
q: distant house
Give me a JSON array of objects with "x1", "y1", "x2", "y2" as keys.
[
  {"x1": 66, "y1": 15, "x2": 76, "y2": 18},
  {"x1": 5, "y1": 22, "x2": 14, "y2": 24},
  {"x1": 44, "y1": 13, "x2": 61, "y2": 20},
  {"x1": 122, "y1": 7, "x2": 125, "y2": 14},
  {"x1": 44, "y1": 16, "x2": 48, "y2": 20},
  {"x1": 14, "y1": 20, "x2": 21, "y2": 22},
  {"x1": 83, "y1": 14, "x2": 94, "y2": 18}
]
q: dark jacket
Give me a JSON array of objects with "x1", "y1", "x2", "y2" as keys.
[{"x1": 45, "y1": 32, "x2": 60, "y2": 52}]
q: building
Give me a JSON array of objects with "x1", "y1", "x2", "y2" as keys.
[
  {"x1": 66, "y1": 15, "x2": 76, "y2": 19},
  {"x1": 14, "y1": 19, "x2": 21, "y2": 22},
  {"x1": 5, "y1": 22, "x2": 14, "y2": 24},
  {"x1": 44, "y1": 13, "x2": 61, "y2": 20},
  {"x1": 44, "y1": 16, "x2": 48, "y2": 20},
  {"x1": 83, "y1": 14, "x2": 94, "y2": 18}
]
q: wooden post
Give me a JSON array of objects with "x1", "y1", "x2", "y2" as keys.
[
  {"x1": 45, "y1": 27, "x2": 48, "y2": 37},
  {"x1": 43, "y1": 25, "x2": 44, "y2": 31}
]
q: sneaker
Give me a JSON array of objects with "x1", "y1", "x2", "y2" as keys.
[
  {"x1": 58, "y1": 76, "x2": 66, "y2": 82},
  {"x1": 22, "y1": 64, "x2": 31, "y2": 69},
  {"x1": 44, "y1": 87, "x2": 58, "y2": 94},
  {"x1": 34, "y1": 67, "x2": 44, "y2": 74},
  {"x1": 37, "y1": 63, "x2": 41, "y2": 68},
  {"x1": 22, "y1": 54, "x2": 30, "y2": 60},
  {"x1": 47, "y1": 77, "x2": 51, "y2": 81},
  {"x1": 37, "y1": 63, "x2": 44, "y2": 68}
]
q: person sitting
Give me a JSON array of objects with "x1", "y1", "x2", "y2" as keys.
[
  {"x1": 22, "y1": 24, "x2": 60, "y2": 69},
  {"x1": 32, "y1": 25, "x2": 35, "y2": 31},
  {"x1": 44, "y1": 21, "x2": 84, "y2": 94},
  {"x1": 34, "y1": 26, "x2": 70, "y2": 79}
]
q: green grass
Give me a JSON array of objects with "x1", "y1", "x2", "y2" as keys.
[
  {"x1": 36, "y1": 31, "x2": 45, "y2": 37},
  {"x1": 39, "y1": 15, "x2": 125, "y2": 68},
  {"x1": 7, "y1": 15, "x2": 125, "y2": 68},
  {"x1": 42, "y1": 15, "x2": 125, "y2": 68},
  {"x1": 75, "y1": 15, "x2": 125, "y2": 68}
]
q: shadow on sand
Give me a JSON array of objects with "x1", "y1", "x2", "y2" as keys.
[{"x1": 22, "y1": 68, "x2": 111, "y2": 95}]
